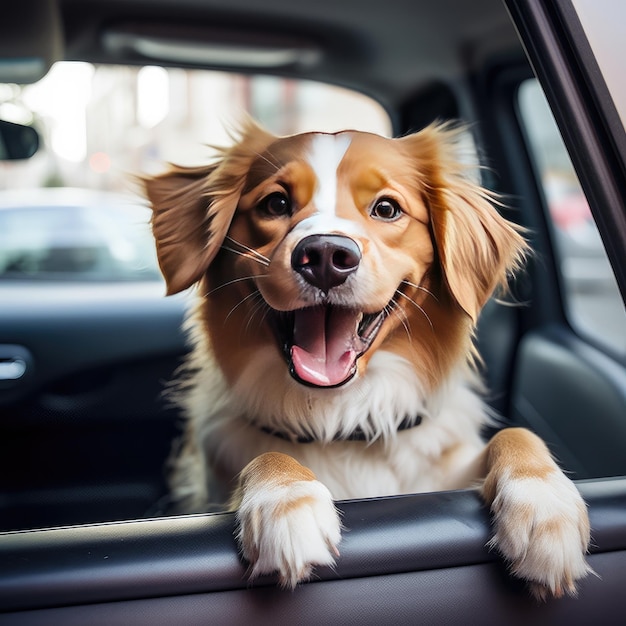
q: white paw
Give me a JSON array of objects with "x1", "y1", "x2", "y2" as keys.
[
  {"x1": 235, "y1": 479, "x2": 341, "y2": 588},
  {"x1": 486, "y1": 469, "x2": 593, "y2": 600}
]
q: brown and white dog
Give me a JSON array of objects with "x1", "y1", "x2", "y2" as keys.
[{"x1": 145, "y1": 121, "x2": 591, "y2": 600}]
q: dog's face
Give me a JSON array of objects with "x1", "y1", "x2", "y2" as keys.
[
  {"x1": 146, "y1": 122, "x2": 525, "y2": 390},
  {"x1": 227, "y1": 130, "x2": 437, "y2": 389}
]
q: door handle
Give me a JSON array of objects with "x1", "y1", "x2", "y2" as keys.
[
  {"x1": 0, "y1": 357, "x2": 27, "y2": 380},
  {"x1": 0, "y1": 345, "x2": 33, "y2": 391}
]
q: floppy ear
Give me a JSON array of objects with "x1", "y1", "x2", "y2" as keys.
[
  {"x1": 145, "y1": 163, "x2": 218, "y2": 295},
  {"x1": 144, "y1": 121, "x2": 277, "y2": 295},
  {"x1": 401, "y1": 124, "x2": 527, "y2": 322}
]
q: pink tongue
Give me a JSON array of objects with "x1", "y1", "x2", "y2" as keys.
[{"x1": 291, "y1": 307, "x2": 358, "y2": 386}]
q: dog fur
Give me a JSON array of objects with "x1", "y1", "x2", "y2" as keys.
[{"x1": 145, "y1": 121, "x2": 591, "y2": 599}]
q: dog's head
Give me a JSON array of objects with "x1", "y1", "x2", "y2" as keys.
[{"x1": 145, "y1": 121, "x2": 526, "y2": 391}]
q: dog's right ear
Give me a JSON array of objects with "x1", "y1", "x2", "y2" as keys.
[
  {"x1": 145, "y1": 164, "x2": 218, "y2": 295},
  {"x1": 144, "y1": 121, "x2": 278, "y2": 295}
]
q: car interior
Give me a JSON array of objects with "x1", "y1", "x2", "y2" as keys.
[{"x1": 0, "y1": 0, "x2": 625, "y2": 623}]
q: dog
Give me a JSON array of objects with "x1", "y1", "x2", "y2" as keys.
[{"x1": 145, "y1": 120, "x2": 592, "y2": 600}]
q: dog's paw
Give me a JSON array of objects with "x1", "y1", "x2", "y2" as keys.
[
  {"x1": 235, "y1": 478, "x2": 341, "y2": 588},
  {"x1": 485, "y1": 467, "x2": 593, "y2": 600}
]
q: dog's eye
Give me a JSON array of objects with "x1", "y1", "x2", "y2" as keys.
[
  {"x1": 259, "y1": 192, "x2": 291, "y2": 218},
  {"x1": 370, "y1": 198, "x2": 402, "y2": 221}
]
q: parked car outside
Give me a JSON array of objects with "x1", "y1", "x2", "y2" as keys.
[{"x1": 0, "y1": 187, "x2": 161, "y2": 282}]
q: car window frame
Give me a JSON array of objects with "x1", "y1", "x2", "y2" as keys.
[{"x1": 504, "y1": 0, "x2": 626, "y2": 305}]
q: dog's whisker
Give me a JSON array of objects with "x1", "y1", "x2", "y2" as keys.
[
  {"x1": 222, "y1": 237, "x2": 271, "y2": 267},
  {"x1": 244, "y1": 294, "x2": 271, "y2": 334},
  {"x1": 249, "y1": 148, "x2": 281, "y2": 173},
  {"x1": 206, "y1": 274, "x2": 269, "y2": 297},
  {"x1": 221, "y1": 245, "x2": 270, "y2": 267},
  {"x1": 395, "y1": 290, "x2": 434, "y2": 333},
  {"x1": 224, "y1": 236, "x2": 271, "y2": 264},
  {"x1": 400, "y1": 279, "x2": 438, "y2": 302},
  {"x1": 221, "y1": 244, "x2": 270, "y2": 265},
  {"x1": 246, "y1": 305, "x2": 271, "y2": 335},
  {"x1": 386, "y1": 301, "x2": 412, "y2": 340},
  {"x1": 254, "y1": 298, "x2": 274, "y2": 326},
  {"x1": 224, "y1": 289, "x2": 265, "y2": 324}
]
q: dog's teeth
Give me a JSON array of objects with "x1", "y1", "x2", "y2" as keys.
[{"x1": 356, "y1": 312, "x2": 363, "y2": 332}]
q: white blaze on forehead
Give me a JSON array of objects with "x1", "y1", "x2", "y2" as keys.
[
  {"x1": 307, "y1": 133, "x2": 352, "y2": 216},
  {"x1": 294, "y1": 213, "x2": 366, "y2": 241}
]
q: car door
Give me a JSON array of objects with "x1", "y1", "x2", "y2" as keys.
[{"x1": 1, "y1": 1, "x2": 625, "y2": 624}]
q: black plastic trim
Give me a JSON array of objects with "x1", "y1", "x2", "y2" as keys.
[
  {"x1": 1, "y1": 553, "x2": 625, "y2": 625},
  {"x1": 1, "y1": 478, "x2": 625, "y2": 614}
]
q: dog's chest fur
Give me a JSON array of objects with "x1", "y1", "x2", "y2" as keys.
[{"x1": 170, "y1": 318, "x2": 488, "y2": 510}]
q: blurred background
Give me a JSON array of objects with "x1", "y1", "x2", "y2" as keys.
[{"x1": 0, "y1": 62, "x2": 390, "y2": 190}]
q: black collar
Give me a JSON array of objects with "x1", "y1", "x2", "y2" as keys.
[{"x1": 259, "y1": 414, "x2": 423, "y2": 444}]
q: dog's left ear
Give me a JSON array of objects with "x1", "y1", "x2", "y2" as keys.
[
  {"x1": 144, "y1": 121, "x2": 277, "y2": 295},
  {"x1": 145, "y1": 163, "x2": 220, "y2": 295},
  {"x1": 401, "y1": 124, "x2": 527, "y2": 322}
]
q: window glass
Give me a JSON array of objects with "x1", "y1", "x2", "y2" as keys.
[
  {"x1": 571, "y1": 0, "x2": 626, "y2": 133},
  {"x1": 0, "y1": 63, "x2": 391, "y2": 283},
  {"x1": 517, "y1": 78, "x2": 625, "y2": 354}
]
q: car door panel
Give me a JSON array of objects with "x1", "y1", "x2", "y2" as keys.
[
  {"x1": 0, "y1": 287, "x2": 188, "y2": 530},
  {"x1": 1, "y1": 559, "x2": 625, "y2": 626},
  {"x1": 0, "y1": 286, "x2": 187, "y2": 402},
  {"x1": 1, "y1": 479, "x2": 625, "y2": 624}
]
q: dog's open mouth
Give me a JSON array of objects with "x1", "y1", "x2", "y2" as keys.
[{"x1": 271, "y1": 306, "x2": 386, "y2": 387}]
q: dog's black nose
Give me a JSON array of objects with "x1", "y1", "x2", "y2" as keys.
[{"x1": 291, "y1": 234, "x2": 361, "y2": 294}]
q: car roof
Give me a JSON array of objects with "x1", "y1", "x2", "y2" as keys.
[{"x1": 58, "y1": 0, "x2": 522, "y2": 111}]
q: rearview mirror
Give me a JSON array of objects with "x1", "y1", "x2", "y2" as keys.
[{"x1": 0, "y1": 120, "x2": 40, "y2": 160}]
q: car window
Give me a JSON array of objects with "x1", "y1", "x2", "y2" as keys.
[
  {"x1": 517, "y1": 78, "x2": 626, "y2": 354},
  {"x1": 0, "y1": 62, "x2": 391, "y2": 283},
  {"x1": 571, "y1": 0, "x2": 626, "y2": 133}
]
